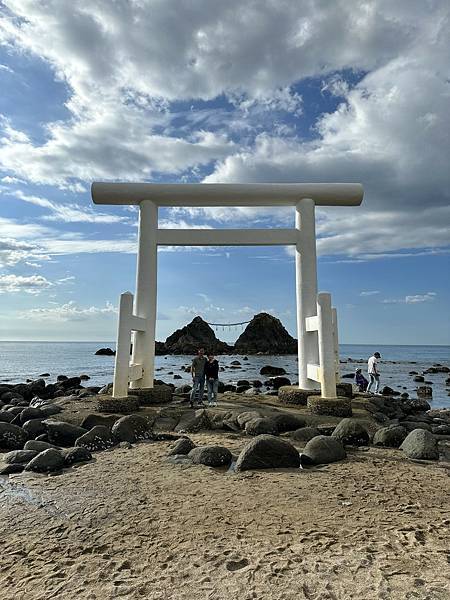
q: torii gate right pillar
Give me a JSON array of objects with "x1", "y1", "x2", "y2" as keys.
[{"x1": 296, "y1": 198, "x2": 319, "y2": 390}]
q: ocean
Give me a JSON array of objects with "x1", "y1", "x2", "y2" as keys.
[{"x1": 0, "y1": 342, "x2": 449, "y2": 408}]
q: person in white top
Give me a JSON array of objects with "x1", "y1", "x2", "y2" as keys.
[{"x1": 367, "y1": 351, "x2": 381, "y2": 394}]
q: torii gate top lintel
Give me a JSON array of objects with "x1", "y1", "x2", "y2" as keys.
[{"x1": 91, "y1": 182, "x2": 363, "y2": 207}]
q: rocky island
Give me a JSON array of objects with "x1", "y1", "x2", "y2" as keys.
[{"x1": 96, "y1": 313, "x2": 299, "y2": 356}]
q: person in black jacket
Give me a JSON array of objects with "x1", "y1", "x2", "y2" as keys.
[{"x1": 204, "y1": 353, "x2": 219, "y2": 406}]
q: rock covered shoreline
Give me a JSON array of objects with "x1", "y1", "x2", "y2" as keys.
[{"x1": 1, "y1": 358, "x2": 450, "y2": 479}]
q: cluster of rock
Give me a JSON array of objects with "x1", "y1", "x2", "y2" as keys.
[
  {"x1": 0, "y1": 400, "x2": 180, "y2": 475},
  {"x1": 363, "y1": 393, "x2": 450, "y2": 435},
  {"x1": 96, "y1": 313, "x2": 298, "y2": 356},
  {"x1": 0, "y1": 375, "x2": 100, "y2": 405}
]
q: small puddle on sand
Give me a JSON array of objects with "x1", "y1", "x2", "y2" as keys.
[{"x1": 0, "y1": 475, "x2": 68, "y2": 518}]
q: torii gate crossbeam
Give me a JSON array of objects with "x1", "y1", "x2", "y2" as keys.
[{"x1": 91, "y1": 183, "x2": 363, "y2": 401}]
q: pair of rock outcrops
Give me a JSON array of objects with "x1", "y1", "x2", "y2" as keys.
[{"x1": 97, "y1": 313, "x2": 298, "y2": 356}]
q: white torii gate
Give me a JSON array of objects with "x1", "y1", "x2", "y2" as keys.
[{"x1": 91, "y1": 183, "x2": 363, "y2": 400}]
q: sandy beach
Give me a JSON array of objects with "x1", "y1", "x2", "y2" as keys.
[{"x1": 1, "y1": 399, "x2": 450, "y2": 600}]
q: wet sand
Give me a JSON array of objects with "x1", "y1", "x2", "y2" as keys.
[{"x1": 1, "y1": 429, "x2": 450, "y2": 600}]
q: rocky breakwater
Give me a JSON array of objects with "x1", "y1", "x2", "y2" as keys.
[{"x1": 234, "y1": 313, "x2": 297, "y2": 354}]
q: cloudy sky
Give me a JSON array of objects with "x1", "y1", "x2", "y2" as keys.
[{"x1": 0, "y1": 0, "x2": 449, "y2": 344}]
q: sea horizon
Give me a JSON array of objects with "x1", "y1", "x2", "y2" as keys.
[{"x1": 1, "y1": 341, "x2": 448, "y2": 408}]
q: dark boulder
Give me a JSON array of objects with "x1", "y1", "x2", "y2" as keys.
[
  {"x1": 22, "y1": 418, "x2": 47, "y2": 439},
  {"x1": 95, "y1": 347, "x2": 116, "y2": 356},
  {"x1": 290, "y1": 427, "x2": 321, "y2": 442},
  {"x1": 223, "y1": 384, "x2": 236, "y2": 392},
  {"x1": 168, "y1": 437, "x2": 196, "y2": 456},
  {"x1": 259, "y1": 365, "x2": 286, "y2": 376},
  {"x1": 62, "y1": 446, "x2": 92, "y2": 466},
  {"x1": 373, "y1": 425, "x2": 407, "y2": 448},
  {"x1": 45, "y1": 421, "x2": 88, "y2": 446},
  {"x1": 0, "y1": 422, "x2": 28, "y2": 449},
  {"x1": 174, "y1": 384, "x2": 192, "y2": 395},
  {"x1": 0, "y1": 410, "x2": 14, "y2": 423},
  {"x1": 302, "y1": 436, "x2": 346, "y2": 465},
  {"x1": 400, "y1": 429, "x2": 439, "y2": 460},
  {"x1": 336, "y1": 383, "x2": 353, "y2": 399},
  {"x1": 271, "y1": 413, "x2": 306, "y2": 433},
  {"x1": 236, "y1": 411, "x2": 261, "y2": 428},
  {"x1": 1, "y1": 463, "x2": 26, "y2": 474},
  {"x1": 24, "y1": 440, "x2": 60, "y2": 452},
  {"x1": 413, "y1": 375, "x2": 424, "y2": 383},
  {"x1": 417, "y1": 386, "x2": 432, "y2": 397},
  {"x1": 39, "y1": 404, "x2": 63, "y2": 417},
  {"x1": 234, "y1": 313, "x2": 297, "y2": 354},
  {"x1": 174, "y1": 409, "x2": 211, "y2": 433},
  {"x1": 20, "y1": 407, "x2": 44, "y2": 423},
  {"x1": 164, "y1": 316, "x2": 231, "y2": 355},
  {"x1": 245, "y1": 418, "x2": 279, "y2": 436},
  {"x1": 75, "y1": 426, "x2": 118, "y2": 451},
  {"x1": 57, "y1": 376, "x2": 82, "y2": 390},
  {"x1": 331, "y1": 419, "x2": 370, "y2": 446},
  {"x1": 235, "y1": 435, "x2": 300, "y2": 471},
  {"x1": 236, "y1": 384, "x2": 251, "y2": 393},
  {"x1": 25, "y1": 448, "x2": 65, "y2": 473},
  {"x1": 112, "y1": 414, "x2": 154, "y2": 443},
  {"x1": 267, "y1": 376, "x2": 291, "y2": 389},
  {"x1": 188, "y1": 445, "x2": 232, "y2": 467},
  {"x1": 80, "y1": 414, "x2": 118, "y2": 430},
  {"x1": 400, "y1": 421, "x2": 432, "y2": 432},
  {"x1": 3, "y1": 449, "x2": 39, "y2": 464},
  {"x1": 432, "y1": 424, "x2": 450, "y2": 435},
  {"x1": 1, "y1": 391, "x2": 24, "y2": 403},
  {"x1": 424, "y1": 366, "x2": 449, "y2": 374},
  {"x1": 381, "y1": 386, "x2": 399, "y2": 396}
]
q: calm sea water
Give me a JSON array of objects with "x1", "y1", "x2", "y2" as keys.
[{"x1": 0, "y1": 342, "x2": 449, "y2": 408}]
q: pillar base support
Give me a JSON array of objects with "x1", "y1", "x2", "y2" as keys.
[
  {"x1": 307, "y1": 395, "x2": 352, "y2": 417},
  {"x1": 131, "y1": 386, "x2": 173, "y2": 406},
  {"x1": 97, "y1": 394, "x2": 140, "y2": 414},
  {"x1": 278, "y1": 386, "x2": 319, "y2": 406}
]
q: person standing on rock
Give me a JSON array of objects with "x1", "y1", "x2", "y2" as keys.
[
  {"x1": 205, "y1": 353, "x2": 219, "y2": 406},
  {"x1": 190, "y1": 347, "x2": 206, "y2": 407},
  {"x1": 367, "y1": 352, "x2": 381, "y2": 394}
]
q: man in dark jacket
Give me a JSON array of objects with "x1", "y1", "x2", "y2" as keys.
[
  {"x1": 190, "y1": 347, "x2": 206, "y2": 407},
  {"x1": 204, "y1": 353, "x2": 219, "y2": 406}
]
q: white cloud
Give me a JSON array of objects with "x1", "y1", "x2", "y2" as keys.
[
  {"x1": 405, "y1": 292, "x2": 437, "y2": 304},
  {"x1": 0, "y1": 113, "x2": 235, "y2": 186},
  {"x1": 0, "y1": 274, "x2": 52, "y2": 294},
  {"x1": 21, "y1": 300, "x2": 118, "y2": 321},
  {"x1": 11, "y1": 190, "x2": 131, "y2": 224},
  {"x1": 1, "y1": 175, "x2": 23, "y2": 184},
  {"x1": 0, "y1": 236, "x2": 51, "y2": 268},
  {"x1": 382, "y1": 292, "x2": 437, "y2": 304},
  {"x1": 360, "y1": 291, "x2": 380, "y2": 296},
  {"x1": 0, "y1": 64, "x2": 14, "y2": 73},
  {"x1": 0, "y1": 0, "x2": 448, "y2": 260}
]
